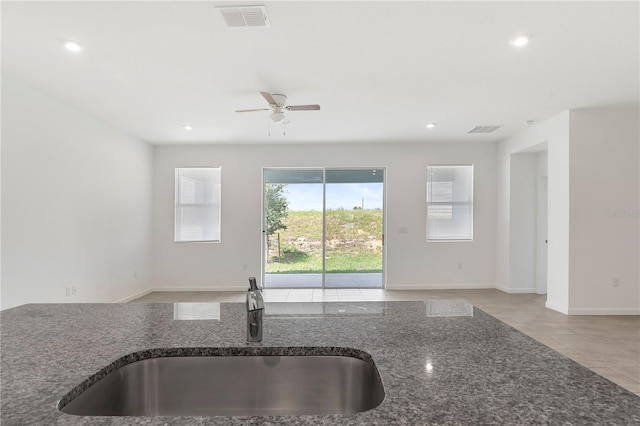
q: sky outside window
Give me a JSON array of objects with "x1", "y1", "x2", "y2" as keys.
[{"x1": 284, "y1": 183, "x2": 383, "y2": 211}]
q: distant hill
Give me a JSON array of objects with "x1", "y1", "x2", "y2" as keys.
[{"x1": 266, "y1": 209, "x2": 383, "y2": 274}]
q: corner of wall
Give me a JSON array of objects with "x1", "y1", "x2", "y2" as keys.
[
  {"x1": 496, "y1": 111, "x2": 570, "y2": 305},
  {"x1": 567, "y1": 107, "x2": 640, "y2": 313},
  {"x1": 1, "y1": 76, "x2": 154, "y2": 308}
]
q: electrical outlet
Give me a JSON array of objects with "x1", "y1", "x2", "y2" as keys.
[
  {"x1": 65, "y1": 286, "x2": 71, "y2": 296},
  {"x1": 242, "y1": 264, "x2": 247, "y2": 271},
  {"x1": 71, "y1": 285, "x2": 78, "y2": 295},
  {"x1": 612, "y1": 278, "x2": 621, "y2": 287},
  {"x1": 457, "y1": 263, "x2": 463, "y2": 270}
]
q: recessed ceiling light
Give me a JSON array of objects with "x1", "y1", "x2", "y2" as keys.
[
  {"x1": 183, "y1": 124, "x2": 193, "y2": 130},
  {"x1": 509, "y1": 36, "x2": 529, "y2": 47},
  {"x1": 63, "y1": 40, "x2": 84, "y2": 52},
  {"x1": 426, "y1": 123, "x2": 436, "y2": 129}
]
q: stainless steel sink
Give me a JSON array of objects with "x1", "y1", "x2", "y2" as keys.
[{"x1": 59, "y1": 352, "x2": 385, "y2": 417}]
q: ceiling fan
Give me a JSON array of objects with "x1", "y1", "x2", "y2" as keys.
[{"x1": 236, "y1": 92, "x2": 320, "y2": 123}]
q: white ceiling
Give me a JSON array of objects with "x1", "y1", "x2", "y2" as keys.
[{"x1": 2, "y1": 1, "x2": 638, "y2": 145}]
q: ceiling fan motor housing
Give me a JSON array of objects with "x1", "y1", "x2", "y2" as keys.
[{"x1": 271, "y1": 94, "x2": 287, "y2": 107}]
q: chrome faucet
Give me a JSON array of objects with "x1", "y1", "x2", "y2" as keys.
[{"x1": 246, "y1": 277, "x2": 264, "y2": 342}]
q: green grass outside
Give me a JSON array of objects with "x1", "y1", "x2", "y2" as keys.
[{"x1": 266, "y1": 209, "x2": 383, "y2": 274}]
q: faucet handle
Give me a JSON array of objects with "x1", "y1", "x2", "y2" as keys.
[
  {"x1": 247, "y1": 291, "x2": 264, "y2": 311},
  {"x1": 247, "y1": 277, "x2": 264, "y2": 312}
]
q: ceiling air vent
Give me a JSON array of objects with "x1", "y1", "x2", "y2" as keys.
[
  {"x1": 217, "y1": 6, "x2": 270, "y2": 27},
  {"x1": 467, "y1": 125, "x2": 503, "y2": 134}
]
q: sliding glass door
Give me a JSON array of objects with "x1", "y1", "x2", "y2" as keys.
[
  {"x1": 324, "y1": 169, "x2": 384, "y2": 288},
  {"x1": 263, "y1": 168, "x2": 384, "y2": 289},
  {"x1": 263, "y1": 169, "x2": 323, "y2": 288}
]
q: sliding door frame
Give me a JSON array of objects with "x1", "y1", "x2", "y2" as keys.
[{"x1": 261, "y1": 167, "x2": 386, "y2": 289}]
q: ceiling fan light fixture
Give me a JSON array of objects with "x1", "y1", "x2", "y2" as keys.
[
  {"x1": 270, "y1": 111, "x2": 285, "y2": 123},
  {"x1": 237, "y1": 92, "x2": 320, "y2": 130}
]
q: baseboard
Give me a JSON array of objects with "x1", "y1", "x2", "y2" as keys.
[
  {"x1": 150, "y1": 286, "x2": 243, "y2": 292},
  {"x1": 545, "y1": 300, "x2": 569, "y2": 314},
  {"x1": 116, "y1": 286, "x2": 245, "y2": 302},
  {"x1": 544, "y1": 300, "x2": 639, "y2": 315},
  {"x1": 495, "y1": 285, "x2": 537, "y2": 294},
  {"x1": 566, "y1": 307, "x2": 640, "y2": 315},
  {"x1": 116, "y1": 288, "x2": 153, "y2": 303},
  {"x1": 386, "y1": 283, "x2": 495, "y2": 290}
]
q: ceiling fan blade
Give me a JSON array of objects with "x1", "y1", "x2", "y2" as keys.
[
  {"x1": 287, "y1": 104, "x2": 321, "y2": 111},
  {"x1": 235, "y1": 108, "x2": 270, "y2": 113},
  {"x1": 260, "y1": 91, "x2": 277, "y2": 105}
]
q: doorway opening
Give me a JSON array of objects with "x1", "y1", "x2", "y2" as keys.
[
  {"x1": 509, "y1": 144, "x2": 548, "y2": 294},
  {"x1": 262, "y1": 168, "x2": 385, "y2": 289}
]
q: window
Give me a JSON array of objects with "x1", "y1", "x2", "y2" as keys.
[
  {"x1": 175, "y1": 167, "x2": 221, "y2": 242},
  {"x1": 427, "y1": 165, "x2": 473, "y2": 241}
]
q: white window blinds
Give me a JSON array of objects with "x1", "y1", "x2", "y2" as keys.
[
  {"x1": 175, "y1": 167, "x2": 221, "y2": 242},
  {"x1": 427, "y1": 165, "x2": 473, "y2": 241}
]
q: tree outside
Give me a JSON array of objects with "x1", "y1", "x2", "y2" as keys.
[{"x1": 264, "y1": 183, "x2": 289, "y2": 261}]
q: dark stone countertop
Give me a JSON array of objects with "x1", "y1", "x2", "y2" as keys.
[{"x1": 2, "y1": 300, "x2": 639, "y2": 425}]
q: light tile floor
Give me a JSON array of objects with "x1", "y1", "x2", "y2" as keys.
[{"x1": 130, "y1": 288, "x2": 640, "y2": 396}]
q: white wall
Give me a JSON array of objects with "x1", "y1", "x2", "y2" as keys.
[
  {"x1": 1, "y1": 76, "x2": 153, "y2": 309},
  {"x1": 498, "y1": 108, "x2": 640, "y2": 314},
  {"x1": 497, "y1": 111, "x2": 570, "y2": 310},
  {"x1": 537, "y1": 151, "x2": 548, "y2": 178},
  {"x1": 152, "y1": 142, "x2": 497, "y2": 290},
  {"x1": 568, "y1": 108, "x2": 639, "y2": 314},
  {"x1": 3, "y1": 77, "x2": 635, "y2": 314}
]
